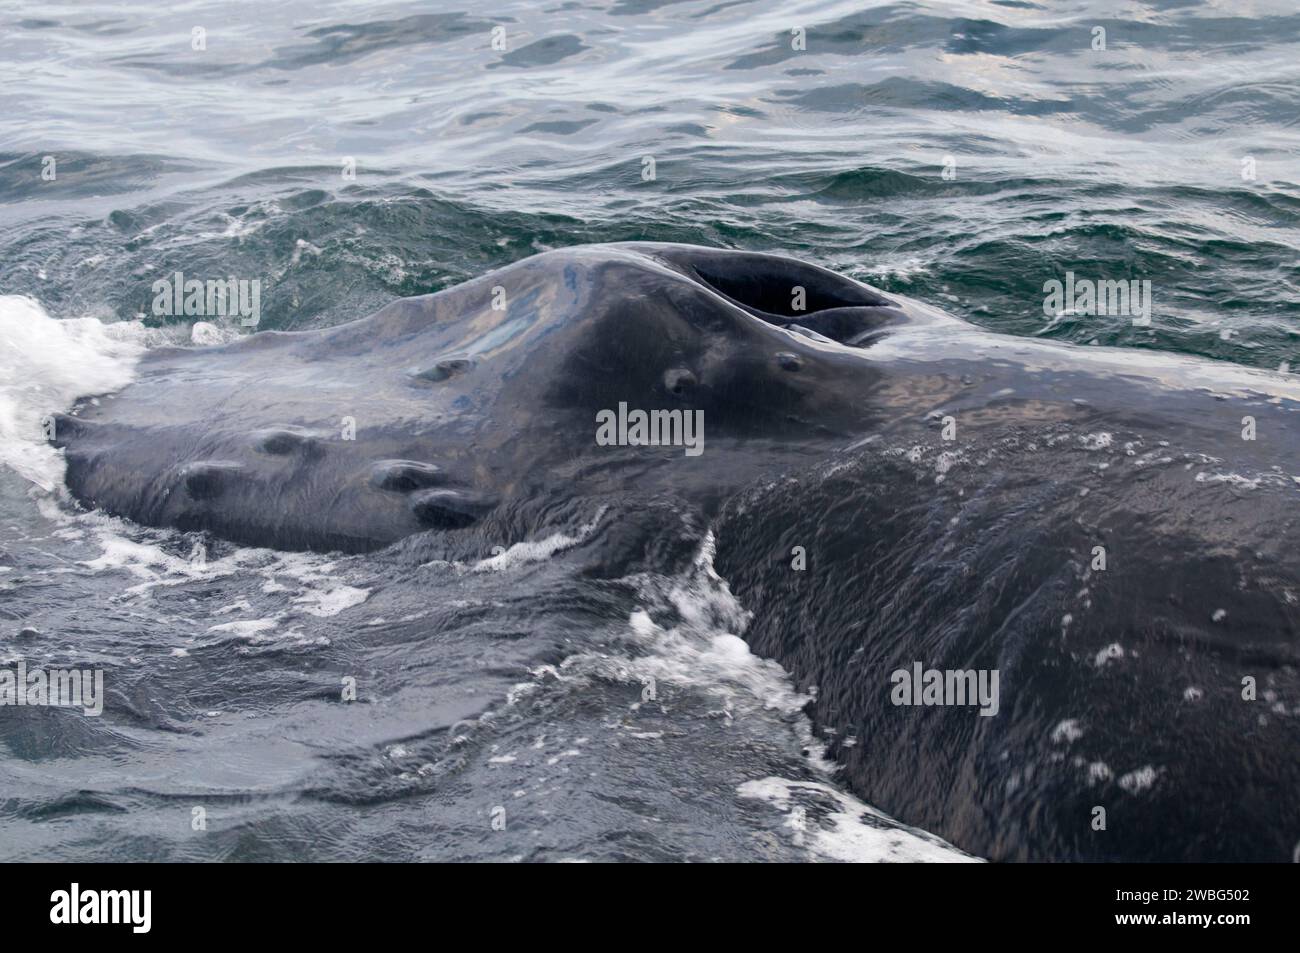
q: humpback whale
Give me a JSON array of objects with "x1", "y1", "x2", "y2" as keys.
[{"x1": 50, "y1": 242, "x2": 1300, "y2": 862}]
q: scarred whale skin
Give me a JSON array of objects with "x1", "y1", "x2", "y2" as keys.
[{"x1": 52, "y1": 242, "x2": 1300, "y2": 862}]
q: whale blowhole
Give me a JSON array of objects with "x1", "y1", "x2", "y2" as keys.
[
  {"x1": 687, "y1": 257, "x2": 904, "y2": 348},
  {"x1": 690, "y1": 260, "x2": 882, "y2": 318}
]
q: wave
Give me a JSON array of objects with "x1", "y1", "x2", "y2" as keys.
[{"x1": 0, "y1": 296, "x2": 147, "y2": 491}]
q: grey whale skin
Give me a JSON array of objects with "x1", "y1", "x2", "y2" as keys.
[{"x1": 55, "y1": 242, "x2": 1300, "y2": 862}]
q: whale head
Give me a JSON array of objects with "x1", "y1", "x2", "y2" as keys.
[{"x1": 51, "y1": 243, "x2": 928, "y2": 552}]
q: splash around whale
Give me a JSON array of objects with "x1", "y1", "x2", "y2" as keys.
[{"x1": 48, "y1": 242, "x2": 1300, "y2": 863}]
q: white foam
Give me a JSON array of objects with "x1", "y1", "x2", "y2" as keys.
[
  {"x1": 473, "y1": 531, "x2": 585, "y2": 572},
  {"x1": 292, "y1": 584, "x2": 369, "y2": 617},
  {"x1": 1194, "y1": 470, "x2": 1277, "y2": 490},
  {"x1": 737, "y1": 777, "x2": 978, "y2": 863},
  {"x1": 208, "y1": 618, "x2": 277, "y2": 637},
  {"x1": 471, "y1": 507, "x2": 606, "y2": 572},
  {"x1": 614, "y1": 531, "x2": 812, "y2": 721},
  {"x1": 190, "y1": 321, "x2": 239, "y2": 346},
  {"x1": 80, "y1": 530, "x2": 231, "y2": 590},
  {"x1": 1088, "y1": 761, "x2": 1113, "y2": 784},
  {"x1": 1051, "y1": 718, "x2": 1084, "y2": 743},
  {"x1": 1118, "y1": 765, "x2": 1159, "y2": 794},
  {"x1": 500, "y1": 529, "x2": 982, "y2": 859},
  {"x1": 1094, "y1": 642, "x2": 1125, "y2": 667},
  {"x1": 50, "y1": 503, "x2": 371, "y2": 626},
  {"x1": 0, "y1": 296, "x2": 147, "y2": 491}
]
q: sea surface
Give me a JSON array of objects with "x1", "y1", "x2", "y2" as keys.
[{"x1": 0, "y1": 0, "x2": 1297, "y2": 860}]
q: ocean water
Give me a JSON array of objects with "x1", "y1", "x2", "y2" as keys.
[{"x1": 1, "y1": 0, "x2": 1297, "y2": 861}]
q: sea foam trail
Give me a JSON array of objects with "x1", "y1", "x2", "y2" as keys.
[
  {"x1": 0, "y1": 296, "x2": 147, "y2": 492},
  {"x1": 518, "y1": 530, "x2": 979, "y2": 862}
]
